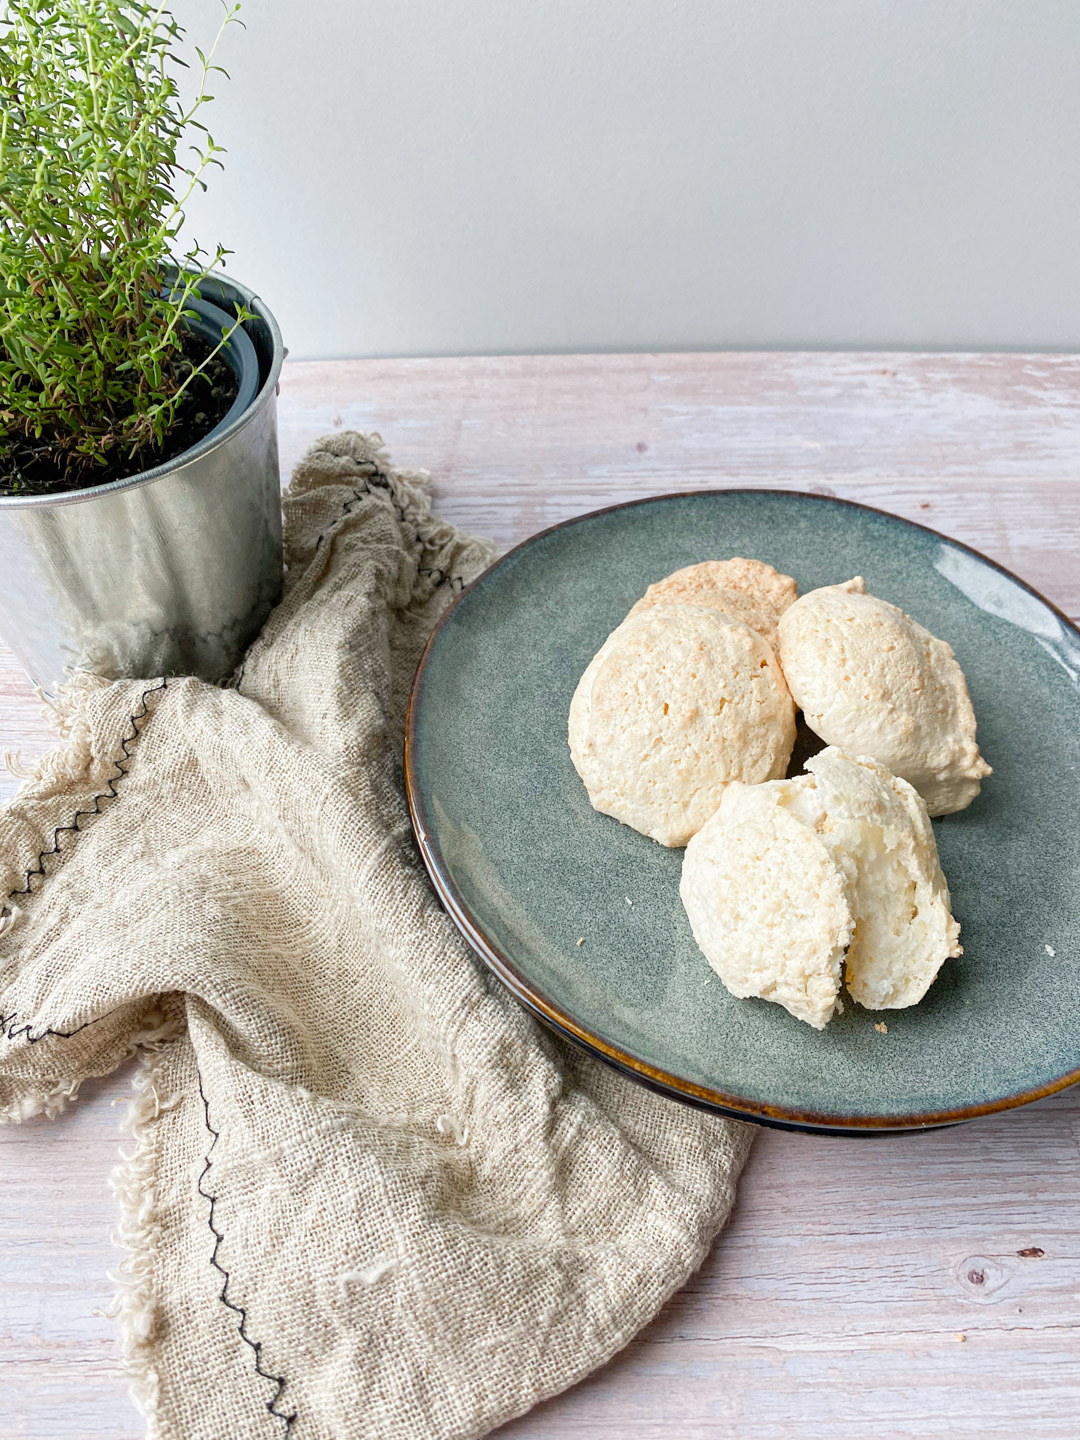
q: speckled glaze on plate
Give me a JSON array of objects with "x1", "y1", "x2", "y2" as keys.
[{"x1": 405, "y1": 491, "x2": 1080, "y2": 1134}]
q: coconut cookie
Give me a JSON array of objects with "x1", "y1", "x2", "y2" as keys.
[
  {"x1": 680, "y1": 778, "x2": 853, "y2": 1029},
  {"x1": 679, "y1": 747, "x2": 961, "y2": 1027},
  {"x1": 776, "y1": 578, "x2": 991, "y2": 815},
  {"x1": 806, "y1": 748, "x2": 962, "y2": 1009},
  {"x1": 628, "y1": 558, "x2": 797, "y2": 651},
  {"x1": 568, "y1": 604, "x2": 796, "y2": 847}
]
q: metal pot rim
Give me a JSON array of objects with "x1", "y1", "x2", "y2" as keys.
[{"x1": 0, "y1": 272, "x2": 284, "y2": 511}]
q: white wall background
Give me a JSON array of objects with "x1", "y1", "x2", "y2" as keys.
[{"x1": 176, "y1": 0, "x2": 1080, "y2": 359}]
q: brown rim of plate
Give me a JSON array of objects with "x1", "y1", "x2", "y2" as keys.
[{"x1": 404, "y1": 487, "x2": 1080, "y2": 1135}]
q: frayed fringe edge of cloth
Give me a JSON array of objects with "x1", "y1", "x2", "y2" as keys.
[
  {"x1": 0, "y1": 1073, "x2": 85, "y2": 1123},
  {"x1": 2, "y1": 673, "x2": 109, "y2": 808},
  {"x1": 0, "y1": 1004, "x2": 182, "y2": 1127},
  {"x1": 109, "y1": 1050, "x2": 166, "y2": 1431},
  {"x1": 108, "y1": 1031, "x2": 186, "y2": 1434}
]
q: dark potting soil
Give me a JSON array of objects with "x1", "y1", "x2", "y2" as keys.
[{"x1": 0, "y1": 331, "x2": 242, "y2": 498}]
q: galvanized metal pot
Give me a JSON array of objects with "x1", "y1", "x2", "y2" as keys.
[{"x1": 0, "y1": 273, "x2": 284, "y2": 693}]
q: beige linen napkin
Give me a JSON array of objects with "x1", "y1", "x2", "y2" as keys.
[{"x1": 0, "y1": 432, "x2": 751, "y2": 1440}]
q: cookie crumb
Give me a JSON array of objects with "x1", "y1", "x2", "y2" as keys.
[
  {"x1": 1045, "y1": 944, "x2": 1056, "y2": 957},
  {"x1": 576, "y1": 937, "x2": 585, "y2": 947},
  {"x1": 954, "y1": 1332, "x2": 966, "y2": 1343},
  {"x1": 874, "y1": 1021, "x2": 888, "y2": 1034},
  {"x1": 1017, "y1": 1246, "x2": 1045, "y2": 1259}
]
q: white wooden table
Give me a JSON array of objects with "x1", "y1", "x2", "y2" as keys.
[{"x1": 3, "y1": 353, "x2": 1079, "y2": 1440}]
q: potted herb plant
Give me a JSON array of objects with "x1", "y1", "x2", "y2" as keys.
[{"x1": 0, "y1": 0, "x2": 283, "y2": 692}]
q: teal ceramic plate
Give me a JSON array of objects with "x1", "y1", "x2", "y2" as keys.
[{"x1": 405, "y1": 491, "x2": 1080, "y2": 1134}]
